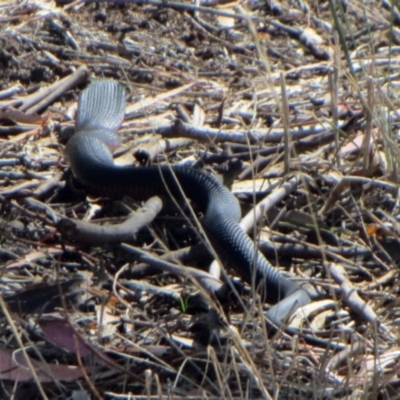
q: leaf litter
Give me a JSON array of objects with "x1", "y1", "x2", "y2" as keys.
[{"x1": 1, "y1": 0, "x2": 400, "y2": 398}]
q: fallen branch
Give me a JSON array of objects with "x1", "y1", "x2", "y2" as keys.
[
  {"x1": 57, "y1": 196, "x2": 163, "y2": 245},
  {"x1": 0, "y1": 65, "x2": 89, "y2": 113},
  {"x1": 120, "y1": 243, "x2": 225, "y2": 296},
  {"x1": 328, "y1": 263, "x2": 379, "y2": 325}
]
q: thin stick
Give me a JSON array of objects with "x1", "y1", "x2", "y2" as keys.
[{"x1": 280, "y1": 72, "x2": 291, "y2": 175}]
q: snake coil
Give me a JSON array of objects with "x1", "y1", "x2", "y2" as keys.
[{"x1": 65, "y1": 80, "x2": 311, "y2": 325}]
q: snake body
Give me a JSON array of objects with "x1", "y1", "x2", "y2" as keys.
[{"x1": 65, "y1": 80, "x2": 311, "y2": 325}]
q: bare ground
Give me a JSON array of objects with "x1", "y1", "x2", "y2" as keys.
[{"x1": 1, "y1": 0, "x2": 400, "y2": 399}]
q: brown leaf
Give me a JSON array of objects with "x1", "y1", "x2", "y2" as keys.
[
  {"x1": 39, "y1": 319, "x2": 92, "y2": 358},
  {"x1": 0, "y1": 348, "x2": 84, "y2": 382}
]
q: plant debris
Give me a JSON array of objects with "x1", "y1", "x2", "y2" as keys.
[{"x1": 2, "y1": 0, "x2": 400, "y2": 398}]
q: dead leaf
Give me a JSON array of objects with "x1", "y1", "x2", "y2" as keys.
[
  {"x1": 39, "y1": 319, "x2": 92, "y2": 358},
  {"x1": 0, "y1": 348, "x2": 84, "y2": 382}
]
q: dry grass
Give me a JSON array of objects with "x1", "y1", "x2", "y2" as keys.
[{"x1": 1, "y1": 0, "x2": 400, "y2": 399}]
